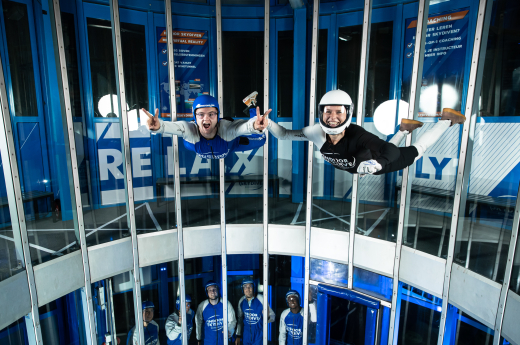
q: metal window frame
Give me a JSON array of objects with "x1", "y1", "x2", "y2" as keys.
[
  {"x1": 347, "y1": 0, "x2": 372, "y2": 291},
  {"x1": 164, "y1": 1, "x2": 189, "y2": 345},
  {"x1": 387, "y1": 0, "x2": 430, "y2": 343},
  {"x1": 108, "y1": 0, "x2": 144, "y2": 343},
  {"x1": 215, "y1": 0, "x2": 229, "y2": 341},
  {"x1": 46, "y1": 0, "x2": 97, "y2": 343},
  {"x1": 303, "y1": 0, "x2": 319, "y2": 342},
  {"x1": 263, "y1": 0, "x2": 270, "y2": 344},
  {"x1": 0, "y1": 27, "x2": 43, "y2": 345},
  {"x1": 435, "y1": 0, "x2": 493, "y2": 343}
]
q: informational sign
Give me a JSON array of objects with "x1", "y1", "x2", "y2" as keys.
[
  {"x1": 402, "y1": 9, "x2": 470, "y2": 117},
  {"x1": 157, "y1": 28, "x2": 210, "y2": 118}
]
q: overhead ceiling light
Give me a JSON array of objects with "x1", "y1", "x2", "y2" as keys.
[{"x1": 339, "y1": 35, "x2": 351, "y2": 42}]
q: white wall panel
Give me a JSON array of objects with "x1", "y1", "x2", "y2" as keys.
[
  {"x1": 138, "y1": 230, "x2": 178, "y2": 267},
  {"x1": 184, "y1": 225, "x2": 221, "y2": 259},
  {"x1": 33, "y1": 251, "x2": 84, "y2": 306},
  {"x1": 268, "y1": 225, "x2": 305, "y2": 257},
  {"x1": 448, "y1": 263, "x2": 501, "y2": 328},
  {"x1": 353, "y1": 234, "x2": 395, "y2": 277},
  {"x1": 399, "y1": 246, "x2": 446, "y2": 297},
  {"x1": 0, "y1": 271, "x2": 31, "y2": 330},
  {"x1": 227, "y1": 224, "x2": 263, "y2": 254},
  {"x1": 89, "y1": 237, "x2": 133, "y2": 283},
  {"x1": 310, "y1": 227, "x2": 349, "y2": 264}
]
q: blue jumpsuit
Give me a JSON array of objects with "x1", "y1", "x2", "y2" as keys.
[
  {"x1": 195, "y1": 299, "x2": 237, "y2": 345},
  {"x1": 279, "y1": 309, "x2": 304, "y2": 345},
  {"x1": 127, "y1": 321, "x2": 160, "y2": 345}
]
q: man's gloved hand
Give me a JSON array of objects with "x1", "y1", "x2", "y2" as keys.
[{"x1": 357, "y1": 160, "x2": 382, "y2": 175}]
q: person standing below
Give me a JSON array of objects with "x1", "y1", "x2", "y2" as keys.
[
  {"x1": 235, "y1": 279, "x2": 275, "y2": 345},
  {"x1": 279, "y1": 290, "x2": 312, "y2": 345},
  {"x1": 195, "y1": 280, "x2": 237, "y2": 345},
  {"x1": 127, "y1": 301, "x2": 160, "y2": 345},
  {"x1": 166, "y1": 295, "x2": 194, "y2": 345}
]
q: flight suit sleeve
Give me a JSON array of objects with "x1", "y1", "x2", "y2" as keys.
[
  {"x1": 278, "y1": 310, "x2": 289, "y2": 345},
  {"x1": 151, "y1": 120, "x2": 200, "y2": 144},
  {"x1": 227, "y1": 300, "x2": 237, "y2": 337},
  {"x1": 165, "y1": 313, "x2": 182, "y2": 341},
  {"x1": 236, "y1": 297, "x2": 245, "y2": 337},
  {"x1": 195, "y1": 301, "x2": 205, "y2": 341}
]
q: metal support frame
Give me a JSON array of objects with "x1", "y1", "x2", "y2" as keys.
[
  {"x1": 262, "y1": 0, "x2": 270, "y2": 344},
  {"x1": 164, "y1": 1, "x2": 188, "y2": 344},
  {"x1": 0, "y1": 32, "x2": 42, "y2": 345},
  {"x1": 436, "y1": 0, "x2": 493, "y2": 343},
  {"x1": 494, "y1": 184, "x2": 520, "y2": 344},
  {"x1": 108, "y1": 0, "x2": 144, "y2": 343},
  {"x1": 47, "y1": 0, "x2": 97, "y2": 343},
  {"x1": 387, "y1": 0, "x2": 430, "y2": 343},
  {"x1": 215, "y1": 0, "x2": 229, "y2": 342},
  {"x1": 302, "y1": 0, "x2": 319, "y2": 342},
  {"x1": 347, "y1": 0, "x2": 372, "y2": 291}
]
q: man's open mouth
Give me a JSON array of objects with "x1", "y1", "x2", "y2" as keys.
[{"x1": 203, "y1": 123, "x2": 211, "y2": 129}]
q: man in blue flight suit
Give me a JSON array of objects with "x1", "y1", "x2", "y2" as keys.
[
  {"x1": 127, "y1": 300, "x2": 160, "y2": 345},
  {"x1": 166, "y1": 295, "x2": 194, "y2": 345},
  {"x1": 279, "y1": 290, "x2": 306, "y2": 345},
  {"x1": 144, "y1": 94, "x2": 271, "y2": 160},
  {"x1": 235, "y1": 279, "x2": 275, "y2": 345},
  {"x1": 195, "y1": 280, "x2": 237, "y2": 345}
]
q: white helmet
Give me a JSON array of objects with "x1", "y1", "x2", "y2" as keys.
[{"x1": 318, "y1": 90, "x2": 354, "y2": 135}]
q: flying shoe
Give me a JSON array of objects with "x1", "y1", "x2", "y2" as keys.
[{"x1": 440, "y1": 108, "x2": 466, "y2": 126}]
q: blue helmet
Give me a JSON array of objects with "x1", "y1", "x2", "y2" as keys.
[
  {"x1": 142, "y1": 300, "x2": 155, "y2": 310},
  {"x1": 285, "y1": 290, "x2": 301, "y2": 307},
  {"x1": 205, "y1": 280, "x2": 219, "y2": 297},
  {"x1": 176, "y1": 294, "x2": 192, "y2": 310},
  {"x1": 192, "y1": 95, "x2": 220, "y2": 123},
  {"x1": 241, "y1": 278, "x2": 255, "y2": 294}
]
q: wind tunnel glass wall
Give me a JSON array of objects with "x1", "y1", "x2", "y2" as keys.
[
  {"x1": 0, "y1": 317, "x2": 29, "y2": 344},
  {"x1": 443, "y1": 305, "x2": 495, "y2": 345},
  {"x1": 222, "y1": 28, "x2": 264, "y2": 225},
  {"x1": 400, "y1": 0, "x2": 477, "y2": 258},
  {"x1": 454, "y1": 0, "x2": 520, "y2": 283},
  {"x1": 0, "y1": 0, "x2": 80, "y2": 265},
  {"x1": 511, "y1": 232, "x2": 520, "y2": 294},
  {"x1": 269, "y1": 255, "x2": 305, "y2": 344},
  {"x1": 91, "y1": 271, "x2": 136, "y2": 345},
  {"x1": 396, "y1": 284, "x2": 442, "y2": 345},
  {"x1": 39, "y1": 288, "x2": 88, "y2": 345}
]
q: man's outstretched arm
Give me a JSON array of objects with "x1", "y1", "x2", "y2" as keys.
[
  {"x1": 268, "y1": 122, "x2": 326, "y2": 148},
  {"x1": 220, "y1": 107, "x2": 271, "y2": 141},
  {"x1": 143, "y1": 108, "x2": 199, "y2": 143}
]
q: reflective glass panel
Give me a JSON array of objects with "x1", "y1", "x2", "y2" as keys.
[
  {"x1": 397, "y1": 284, "x2": 442, "y2": 345},
  {"x1": 403, "y1": 1, "x2": 475, "y2": 257},
  {"x1": 310, "y1": 258, "x2": 348, "y2": 288},
  {"x1": 0, "y1": 317, "x2": 29, "y2": 344},
  {"x1": 454, "y1": 0, "x2": 520, "y2": 282},
  {"x1": 510, "y1": 232, "x2": 520, "y2": 294},
  {"x1": 353, "y1": 267, "x2": 392, "y2": 302},
  {"x1": 443, "y1": 306, "x2": 494, "y2": 345},
  {"x1": 39, "y1": 288, "x2": 88, "y2": 344},
  {"x1": 1, "y1": 0, "x2": 80, "y2": 264},
  {"x1": 91, "y1": 271, "x2": 136, "y2": 345},
  {"x1": 269, "y1": 255, "x2": 305, "y2": 343},
  {"x1": 222, "y1": 29, "x2": 264, "y2": 225},
  {"x1": 330, "y1": 294, "x2": 368, "y2": 344}
]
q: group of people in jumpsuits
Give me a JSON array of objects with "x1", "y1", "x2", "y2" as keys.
[{"x1": 126, "y1": 280, "x2": 311, "y2": 345}]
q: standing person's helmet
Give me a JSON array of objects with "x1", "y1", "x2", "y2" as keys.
[
  {"x1": 285, "y1": 290, "x2": 301, "y2": 307},
  {"x1": 318, "y1": 90, "x2": 354, "y2": 135},
  {"x1": 241, "y1": 278, "x2": 255, "y2": 294},
  {"x1": 205, "y1": 280, "x2": 219, "y2": 297},
  {"x1": 142, "y1": 300, "x2": 155, "y2": 310},
  {"x1": 176, "y1": 294, "x2": 192, "y2": 310},
  {"x1": 192, "y1": 95, "x2": 221, "y2": 123}
]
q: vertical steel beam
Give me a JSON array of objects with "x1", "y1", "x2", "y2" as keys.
[
  {"x1": 47, "y1": 0, "x2": 97, "y2": 343},
  {"x1": 215, "y1": 0, "x2": 229, "y2": 342},
  {"x1": 302, "y1": 0, "x2": 319, "y2": 343},
  {"x1": 347, "y1": 0, "x2": 372, "y2": 290},
  {"x1": 494, "y1": 185, "x2": 520, "y2": 344},
  {"x1": 164, "y1": 2, "x2": 188, "y2": 345},
  {"x1": 0, "y1": 38, "x2": 42, "y2": 345},
  {"x1": 387, "y1": 0, "x2": 430, "y2": 344},
  {"x1": 436, "y1": 0, "x2": 493, "y2": 343},
  {"x1": 263, "y1": 0, "x2": 270, "y2": 344},
  {"x1": 108, "y1": 0, "x2": 144, "y2": 343}
]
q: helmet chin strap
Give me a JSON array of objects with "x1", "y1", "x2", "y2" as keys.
[{"x1": 319, "y1": 116, "x2": 351, "y2": 135}]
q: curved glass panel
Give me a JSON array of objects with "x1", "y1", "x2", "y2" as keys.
[
  {"x1": 269, "y1": 254, "x2": 305, "y2": 344},
  {"x1": 454, "y1": 0, "x2": 520, "y2": 283},
  {"x1": 39, "y1": 288, "x2": 88, "y2": 344},
  {"x1": 403, "y1": 0, "x2": 477, "y2": 257},
  {"x1": 0, "y1": 0, "x2": 80, "y2": 264},
  {"x1": 222, "y1": 26, "x2": 265, "y2": 225},
  {"x1": 91, "y1": 271, "x2": 136, "y2": 345},
  {"x1": 0, "y1": 317, "x2": 30, "y2": 344},
  {"x1": 397, "y1": 284, "x2": 442, "y2": 345}
]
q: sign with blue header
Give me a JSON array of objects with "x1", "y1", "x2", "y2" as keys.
[
  {"x1": 157, "y1": 28, "x2": 210, "y2": 118},
  {"x1": 402, "y1": 9, "x2": 470, "y2": 117}
]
